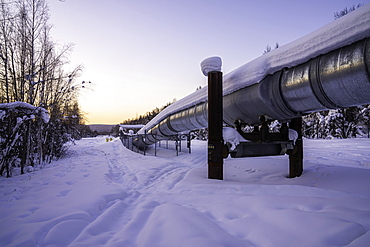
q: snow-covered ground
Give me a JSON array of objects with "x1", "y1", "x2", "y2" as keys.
[{"x1": 1, "y1": 137, "x2": 370, "y2": 247}]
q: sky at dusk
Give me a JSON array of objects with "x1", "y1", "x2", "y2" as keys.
[{"x1": 47, "y1": 0, "x2": 370, "y2": 124}]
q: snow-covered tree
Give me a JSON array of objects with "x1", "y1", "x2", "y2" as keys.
[{"x1": 0, "y1": 0, "x2": 90, "y2": 177}]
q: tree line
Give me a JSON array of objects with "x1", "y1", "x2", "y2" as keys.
[
  {"x1": 0, "y1": 0, "x2": 88, "y2": 177},
  {"x1": 121, "y1": 101, "x2": 173, "y2": 126}
]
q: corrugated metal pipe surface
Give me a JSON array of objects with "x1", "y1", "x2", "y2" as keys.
[{"x1": 133, "y1": 37, "x2": 370, "y2": 148}]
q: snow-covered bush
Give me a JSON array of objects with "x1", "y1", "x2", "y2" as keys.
[
  {"x1": 302, "y1": 106, "x2": 370, "y2": 139},
  {"x1": 358, "y1": 105, "x2": 370, "y2": 137},
  {"x1": 0, "y1": 102, "x2": 49, "y2": 177},
  {"x1": 0, "y1": 102, "x2": 84, "y2": 177},
  {"x1": 190, "y1": 128, "x2": 208, "y2": 141}
]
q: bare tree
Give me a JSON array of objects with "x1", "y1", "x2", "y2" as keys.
[
  {"x1": 263, "y1": 42, "x2": 279, "y2": 55},
  {"x1": 334, "y1": 4, "x2": 363, "y2": 20},
  {"x1": 0, "y1": 0, "x2": 90, "y2": 176}
]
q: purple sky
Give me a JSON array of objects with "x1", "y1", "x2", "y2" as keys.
[{"x1": 47, "y1": 0, "x2": 370, "y2": 124}]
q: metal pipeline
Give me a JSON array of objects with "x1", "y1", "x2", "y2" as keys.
[
  {"x1": 132, "y1": 37, "x2": 370, "y2": 149},
  {"x1": 225, "y1": 37, "x2": 370, "y2": 125}
]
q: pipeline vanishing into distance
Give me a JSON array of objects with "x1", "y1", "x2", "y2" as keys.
[{"x1": 128, "y1": 6, "x2": 370, "y2": 150}]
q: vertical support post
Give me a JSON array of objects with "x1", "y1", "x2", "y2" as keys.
[
  {"x1": 289, "y1": 117, "x2": 303, "y2": 178},
  {"x1": 144, "y1": 131, "x2": 147, "y2": 156},
  {"x1": 154, "y1": 137, "x2": 157, "y2": 156},
  {"x1": 207, "y1": 70, "x2": 223, "y2": 180},
  {"x1": 187, "y1": 133, "x2": 191, "y2": 154},
  {"x1": 280, "y1": 122, "x2": 289, "y2": 140},
  {"x1": 260, "y1": 116, "x2": 268, "y2": 142},
  {"x1": 179, "y1": 135, "x2": 182, "y2": 152}
]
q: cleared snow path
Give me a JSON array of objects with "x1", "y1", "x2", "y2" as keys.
[{"x1": 1, "y1": 137, "x2": 370, "y2": 246}]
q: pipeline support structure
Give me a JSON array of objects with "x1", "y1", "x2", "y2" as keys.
[
  {"x1": 120, "y1": 6, "x2": 370, "y2": 179},
  {"x1": 207, "y1": 71, "x2": 224, "y2": 180}
]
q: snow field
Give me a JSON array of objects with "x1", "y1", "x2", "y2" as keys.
[{"x1": 1, "y1": 137, "x2": 370, "y2": 246}]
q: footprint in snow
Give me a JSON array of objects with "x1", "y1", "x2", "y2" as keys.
[
  {"x1": 57, "y1": 190, "x2": 71, "y2": 197},
  {"x1": 17, "y1": 206, "x2": 40, "y2": 218}
]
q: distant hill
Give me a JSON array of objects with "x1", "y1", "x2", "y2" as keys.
[{"x1": 88, "y1": 124, "x2": 115, "y2": 133}]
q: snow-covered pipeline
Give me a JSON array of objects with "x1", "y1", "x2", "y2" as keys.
[{"x1": 132, "y1": 4, "x2": 370, "y2": 148}]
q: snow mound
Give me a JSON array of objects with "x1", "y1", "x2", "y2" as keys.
[
  {"x1": 223, "y1": 127, "x2": 249, "y2": 150},
  {"x1": 200, "y1": 56, "x2": 222, "y2": 76}
]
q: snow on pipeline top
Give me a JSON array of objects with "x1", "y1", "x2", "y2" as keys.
[
  {"x1": 0, "y1": 101, "x2": 50, "y2": 123},
  {"x1": 139, "y1": 4, "x2": 370, "y2": 134}
]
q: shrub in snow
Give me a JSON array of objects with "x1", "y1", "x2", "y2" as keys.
[
  {"x1": 190, "y1": 128, "x2": 208, "y2": 141},
  {"x1": 0, "y1": 102, "x2": 78, "y2": 177},
  {"x1": 0, "y1": 102, "x2": 49, "y2": 177},
  {"x1": 302, "y1": 105, "x2": 370, "y2": 139}
]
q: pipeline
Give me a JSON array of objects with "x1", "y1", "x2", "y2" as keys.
[
  {"x1": 129, "y1": 5, "x2": 370, "y2": 149},
  {"x1": 131, "y1": 36, "x2": 370, "y2": 149}
]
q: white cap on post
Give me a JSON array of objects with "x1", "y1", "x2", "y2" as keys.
[{"x1": 201, "y1": 56, "x2": 222, "y2": 76}]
